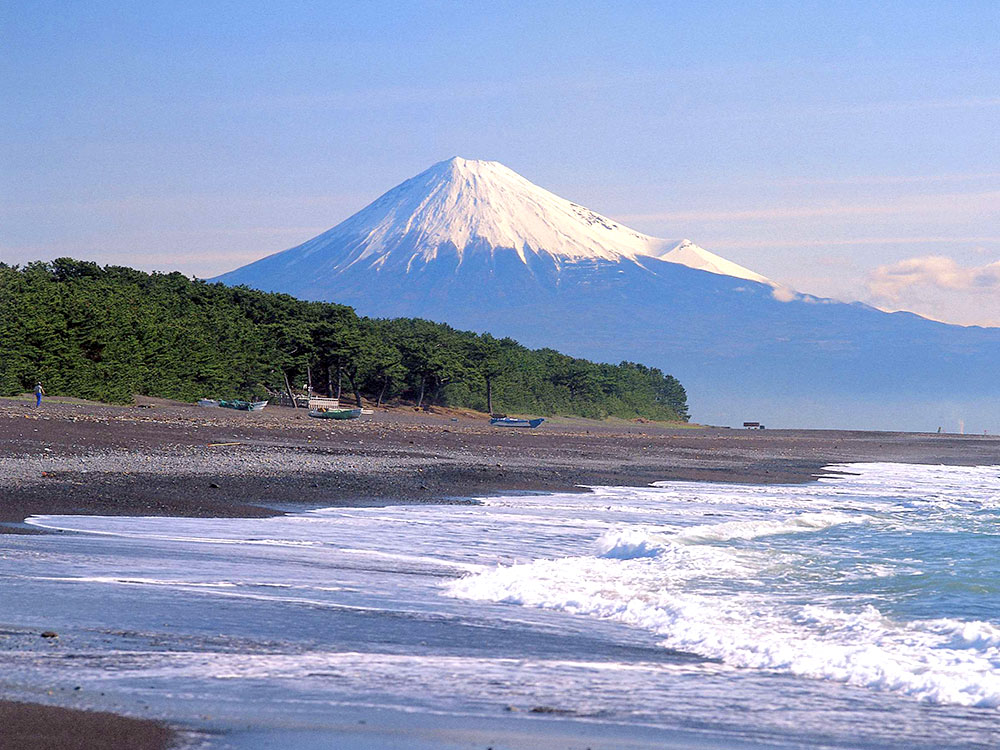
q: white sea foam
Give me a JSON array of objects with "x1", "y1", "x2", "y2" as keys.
[
  {"x1": 448, "y1": 561, "x2": 1000, "y2": 707},
  {"x1": 922, "y1": 618, "x2": 1000, "y2": 649},
  {"x1": 448, "y1": 468, "x2": 1000, "y2": 709},
  {"x1": 673, "y1": 511, "x2": 863, "y2": 544},
  {"x1": 33, "y1": 576, "x2": 240, "y2": 588},
  {"x1": 596, "y1": 528, "x2": 670, "y2": 559},
  {"x1": 594, "y1": 510, "x2": 858, "y2": 561}
]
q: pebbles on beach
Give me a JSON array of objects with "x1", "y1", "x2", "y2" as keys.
[{"x1": 1, "y1": 397, "x2": 998, "y2": 528}]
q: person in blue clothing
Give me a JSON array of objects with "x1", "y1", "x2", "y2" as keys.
[{"x1": 34, "y1": 382, "x2": 45, "y2": 407}]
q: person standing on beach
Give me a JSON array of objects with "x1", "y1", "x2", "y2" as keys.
[{"x1": 34, "y1": 382, "x2": 45, "y2": 407}]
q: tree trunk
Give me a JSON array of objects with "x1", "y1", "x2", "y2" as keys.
[
  {"x1": 325, "y1": 365, "x2": 333, "y2": 397},
  {"x1": 283, "y1": 370, "x2": 297, "y2": 409},
  {"x1": 306, "y1": 365, "x2": 312, "y2": 395},
  {"x1": 486, "y1": 377, "x2": 493, "y2": 414},
  {"x1": 416, "y1": 377, "x2": 426, "y2": 408},
  {"x1": 344, "y1": 369, "x2": 363, "y2": 408},
  {"x1": 335, "y1": 367, "x2": 342, "y2": 400},
  {"x1": 377, "y1": 378, "x2": 389, "y2": 406}
]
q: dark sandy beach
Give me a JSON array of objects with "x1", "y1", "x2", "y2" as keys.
[
  {"x1": 2, "y1": 395, "x2": 999, "y2": 749},
  {"x1": 4, "y1": 395, "x2": 999, "y2": 530},
  {"x1": 0, "y1": 701, "x2": 174, "y2": 750}
]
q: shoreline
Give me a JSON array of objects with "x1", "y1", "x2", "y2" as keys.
[
  {"x1": 3, "y1": 396, "x2": 1000, "y2": 748},
  {"x1": 4, "y1": 396, "x2": 998, "y2": 533}
]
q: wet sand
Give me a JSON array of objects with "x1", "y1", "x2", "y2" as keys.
[
  {"x1": 2, "y1": 395, "x2": 999, "y2": 747},
  {"x1": 0, "y1": 700, "x2": 174, "y2": 750}
]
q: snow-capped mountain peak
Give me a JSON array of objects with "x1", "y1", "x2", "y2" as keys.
[
  {"x1": 312, "y1": 157, "x2": 670, "y2": 270},
  {"x1": 220, "y1": 157, "x2": 776, "y2": 287}
]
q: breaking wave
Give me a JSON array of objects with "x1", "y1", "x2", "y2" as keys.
[{"x1": 448, "y1": 471, "x2": 1000, "y2": 709}]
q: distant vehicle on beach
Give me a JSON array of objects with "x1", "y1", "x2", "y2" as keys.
[{"x1": 490, "y1": 416, "x2": 545, "y2": 428}]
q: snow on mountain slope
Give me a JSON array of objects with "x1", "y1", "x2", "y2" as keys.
[
  {"x1": 656, "y1": 239, "x2": 773, "y2": 285},
  {"x1": 281, "y1": 157, "x2": 673, "y2": 270},
  {"x1": 225, "y1": 157, "x2": 774, "y2": 284}
]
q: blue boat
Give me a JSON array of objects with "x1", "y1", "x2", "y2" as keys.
[{"x1": 490, "y1": 416, "x2": 544, "y2": 428}]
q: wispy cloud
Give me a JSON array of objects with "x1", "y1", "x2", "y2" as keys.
[
  {"x1": 713, "y1": 236, "x2": 1000, "y2": 249},
  {"x1": 790, "y1": 96, "x2": 1000, "y2": 118},
  {"x1": 712, "y1": 96, "x2": 1000, "y2": 125},
  {"x1": 0, "y1": 243, "x2": 271, "y2": 268},
  {"x1": 619, "y1": 190, "x2": 1000, "y2": 224},
  {"x1": 644, "y1": 95, "x2": 1000, "y2": 128},
  {"x1": 242, "y1": 71, "x2": 621, "y2": 113},
  {"x1": 769, "y1": 172, "x2": 1000, "y2": 188},
  {"x1": 866, "y1": 255, "x2": 1000, "y2": 302},
  {"x1": 0, "y1": 193, "x2": 361, "y2": 216}
]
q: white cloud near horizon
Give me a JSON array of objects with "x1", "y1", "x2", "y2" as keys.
[{"x1": 866, "y1": 255, "x2": 1000, "y2": 302}]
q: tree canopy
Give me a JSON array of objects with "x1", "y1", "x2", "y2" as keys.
[{"x1": 0, "y1": 259, "x2": 689, "y2": 421}]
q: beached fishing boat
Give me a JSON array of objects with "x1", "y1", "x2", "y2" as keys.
[
  {"x1": 308, "y1": 407, "x2": 363, "y2": 420},
  {"x1": 197, "y1": 398, "x2": 219, "y2": 408},
  {"x1": 218, "y1": 399, "x2": 268, "y2": 412},
  {"x1": 490, "y1": 416, "x2": 544, "y2": 428}
]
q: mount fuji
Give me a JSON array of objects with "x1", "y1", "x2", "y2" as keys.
[{"x1": 215, "y1": 158, "x2": 1000, "y2": 431}]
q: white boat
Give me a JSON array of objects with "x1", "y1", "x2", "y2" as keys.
[
  {"x1": 198, "y1": 399, "x2": 219, "y2": 408},
  {"x1": 490, "y1": 416, "x2": 544, "y2": 428}
]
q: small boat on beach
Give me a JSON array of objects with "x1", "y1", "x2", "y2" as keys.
[
  {"x1": 490, "y1": 416, "x2": 545, "y2": 428},
  {"x1": 218, "y1": 399, "x2": 268, "y2": 412},
  {"x1": 197, "y1": 398, "x2": 219, "y2": 408},
  {"x1": 308, "y1": 407, "x2": 363, "y2": 420}
]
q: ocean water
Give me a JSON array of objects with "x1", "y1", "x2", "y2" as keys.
[{"x1": 2, "y1": 462, "x2": 1000, "y2": 748}]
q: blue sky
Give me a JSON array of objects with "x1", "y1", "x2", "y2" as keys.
[{"x1": 2, "y1": 1, "x2": 998, "y2": 324}]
